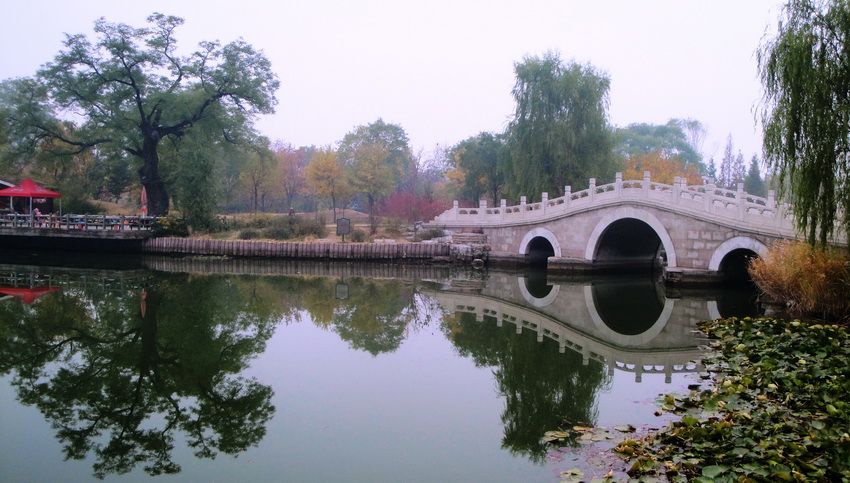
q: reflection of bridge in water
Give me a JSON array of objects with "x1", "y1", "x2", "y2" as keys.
[
  {"x1": 426, "y1": 271, "x2": 744, "y2": 383},
  {"x1": 1, "y1": 255, "x2": 744, "y2": 384}
]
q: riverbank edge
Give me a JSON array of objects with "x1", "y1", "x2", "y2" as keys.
[
  {"x1": 142, "y1": 237, "x2": 459, "y2": 264},
  {"x1": 2, "y1": 232, "x2": 742, "y2": 286}
]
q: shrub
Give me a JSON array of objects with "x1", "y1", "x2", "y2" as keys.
[
  {"x1": 749, "y1": 240, "x2": 850, "y2": 322},
  {"x1": 351, "y1": 228, "x2": 367, "y2": 242},
  {"x1": 152, "y1": 216, "x2": 189, "y2": 237},
  {"x1": 264, "y1": 218, "x2": 294, "y2": 240},
  {"x1": 258, "y1": 215, "x2": 328, "y2": 240},
  {"x1": 64, "y1": 197, "x2": 106, "y2": 215},
  {"x1": 239, "y1": 229, "x2": 261, "y2": 240},
  {"x1": 385, "y1": 217, "x2": 405, "y2": 237},
  {"x1": 306, "y1": 215, "x2": 328, "y2": 238},
  {"x1": 415, "y1": 227, "x2": 445, "y2": 241},
  {"x1": 240, "y1": 214, "x2": 274, "y2": 230}
]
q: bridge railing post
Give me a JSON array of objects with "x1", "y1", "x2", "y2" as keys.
[
  {"x1": 500, "y1": 199, "x2": 507, "y2": 219},
  {"x1": 520, "y1": 196, "x2": 527, "y2": 218},
  {"x1": 767, "y1": 190, "x2": 776, "y2": 210},
  {"x1": 673, "y1": 176, "x2": 681, "y2": 204},
  {"x1": 615, "y1": 172, "x2": 622, "y2": 198},
  {"x1": 451, "y1": 200, "x2": 459, "y2": 221},
  {"x1": 541, "y1": 192, "x2": 548, "y2": 214},
  {"x1": 643, "y1": 171, "x2": 651, "y2": 198},
  {"x1": 564, "y1": 186, "x2": 571, "y2": 208},
  {"x1": 704, "y1": 180, "x2": 715, "y2": 213},
  {"x1": 736, "y1": 182, "x2": 746, "y2": 220},
  {"x1": 589, "y1": 178, "x2": 596, "y2": 203}
]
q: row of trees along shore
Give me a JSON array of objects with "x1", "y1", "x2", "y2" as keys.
[
  {"x1": 0, "y1": 2, "x2": 848, "y2": 248},
  {"x1": 1, "y1": 12, "x2": 769, "y2": 234}
]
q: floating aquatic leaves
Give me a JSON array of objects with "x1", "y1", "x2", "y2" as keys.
[
  {"x1": 613, "y1": 317, "x2": 850, "y2": 482},
  {"x1": 543, "y1": 424, "x2": 635, "y2": 446},
  {"x1": 543, "y1": 430, "x2": 571, "y2": 442}
]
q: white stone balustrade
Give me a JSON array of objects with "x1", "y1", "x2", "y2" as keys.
[{"x1": 432, "y1": 171, "x2": 808, "y2": 239}]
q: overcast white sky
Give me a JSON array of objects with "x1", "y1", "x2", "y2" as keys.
[{"x1": 1, "y1": 0, "x2": 783, "y2": 164}]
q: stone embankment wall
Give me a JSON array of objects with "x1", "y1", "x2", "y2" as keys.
[
  {"x1": 143, "y1": 237, "x2": 453, "y2": 262},
  {"x1": 142, "y1": 256, "x2": 457, "y2": 279}
]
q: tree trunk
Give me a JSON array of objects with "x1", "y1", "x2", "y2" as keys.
[
  {"x1": 368, "y1": 195, "x2": 377, "y2": 234},
  {"x1": 139, "y1": 139, "x2": 169, "y2": 216}
]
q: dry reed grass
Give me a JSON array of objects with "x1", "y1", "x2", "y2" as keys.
[{"x1": 749, "y1": 240, "x2": 850, "y2": 323}]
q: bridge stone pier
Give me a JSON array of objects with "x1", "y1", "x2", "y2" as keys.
[{"x1": 431, "y1": 172, "x2": 840, "y2": 284}]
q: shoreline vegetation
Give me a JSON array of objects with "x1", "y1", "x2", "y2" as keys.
[
  {"x1": 548, "y1": 317, "x2": 850, "y2": 482},
  {"x1": 619, "y1": 317, "x2": 848, "y2": 482},
  {"x1": 549, "y1": 240, "x2": 849, "y2": 482},
  {"x1": 749, "y1": 241, "x2": 850, "y2": 324},
  {"x1": 150, "y1": 210, "x2": 447, "y2": 245}
]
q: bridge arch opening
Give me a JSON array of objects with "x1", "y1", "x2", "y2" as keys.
[
  {"x1": 592, "y1": 218, "x2": 665, "y2": 273},
  {"x1": 717, "y1": 248, "x2": 759, "y2": 281},
  {"x1": 585, "y1": 207, "x2": 677, "y2": 271},
  {"x1": 518, "y1": 227, "x2": 562, "y2": 268},
  {"x1": 709, "y1": 237, "x2": 767, "y2": 282},
  {"x1": 526, "y1": 237, "x2": 556, "y2": 267}
]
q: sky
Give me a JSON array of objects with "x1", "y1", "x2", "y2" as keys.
[{"x1": 0, "y1": 0, "x2": 784, "y2": 165}]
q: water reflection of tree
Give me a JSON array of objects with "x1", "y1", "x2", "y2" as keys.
[
  {"x1": 443, "y1": 311, "x2": 610, "y2": 462},
  {"x1": 331, "y1": 278, "x2": 440, "y2": 356},
  {"x1": 0, "y1": 274, "x2": 280, "y2": 479}
]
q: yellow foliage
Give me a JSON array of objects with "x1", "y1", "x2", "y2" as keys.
[
  {"x1": 445, "y1": 169, "x2": 465, "y2": 186},
  {"x1": 749, "y1": 240, "x2": 850, "y2": 322},
  {"x1": 622, "y1": 151, "x2": 703, "y2": 185},
  {"x1": 306, "y1": 147, "x2": 349, "y2": 202}
]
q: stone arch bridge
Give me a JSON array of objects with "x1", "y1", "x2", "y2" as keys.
[{"x1": 431, "y1": 172, "x2": 842, "y2": 283}]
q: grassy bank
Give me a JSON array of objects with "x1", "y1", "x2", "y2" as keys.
[{"x1": 615, "y1": 317, "x2": 850, "y2": 482}]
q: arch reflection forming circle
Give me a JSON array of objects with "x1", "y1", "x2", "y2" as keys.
[
  {"x1": 583, "y1": 285, "x2": 675, "y2": 347},
  {"x1": 518, "y1": 276, "x2": 561, "y2": 308}
]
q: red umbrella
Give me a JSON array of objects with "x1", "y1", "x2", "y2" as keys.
[
  {"x1": 0, "y1": 286, "x2": 61, "y2": 305},
  {"x1": 0, "y1": 178, "x2": 62, "y2": 215},
  {"x1": 140, "y1": 186, "x2": 148, "y2": 215}
]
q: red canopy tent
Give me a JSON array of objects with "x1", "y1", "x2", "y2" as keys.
[
  {"x1": 0, "y1": 177, "x2": 62, "y2": 215},
  {"x1": 0, "y1": 286, "x2": 61, "y2": 304}
]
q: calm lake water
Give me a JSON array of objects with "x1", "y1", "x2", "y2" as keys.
[{"x1": 0, "y1": 252, "x2": 762, "y2": 482}]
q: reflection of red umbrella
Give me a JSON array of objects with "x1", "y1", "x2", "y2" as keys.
[
  {"x1": 140, "y1": 290, "x2": 147, "y2": 318},
  {"x1": 0, "y1": 286, "x2": 61, "y2": 304},
  {"x1": 140, "y1": 186, "x2": 148, "y2": 215}
]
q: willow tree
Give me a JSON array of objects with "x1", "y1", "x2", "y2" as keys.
[
  {"x1": 759, "y1": 0, "x2": 850, "y2": 245},
  {"x1": 1, "y1": 13, "x2": 279, "y2": 216},
  {"x1": 504, "y1": 52, "x2": 616, "y2": 199}
]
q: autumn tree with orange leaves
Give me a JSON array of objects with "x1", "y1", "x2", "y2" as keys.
[{"x1": 622, "y1": 151, "x2": 703, "y2": 185}]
